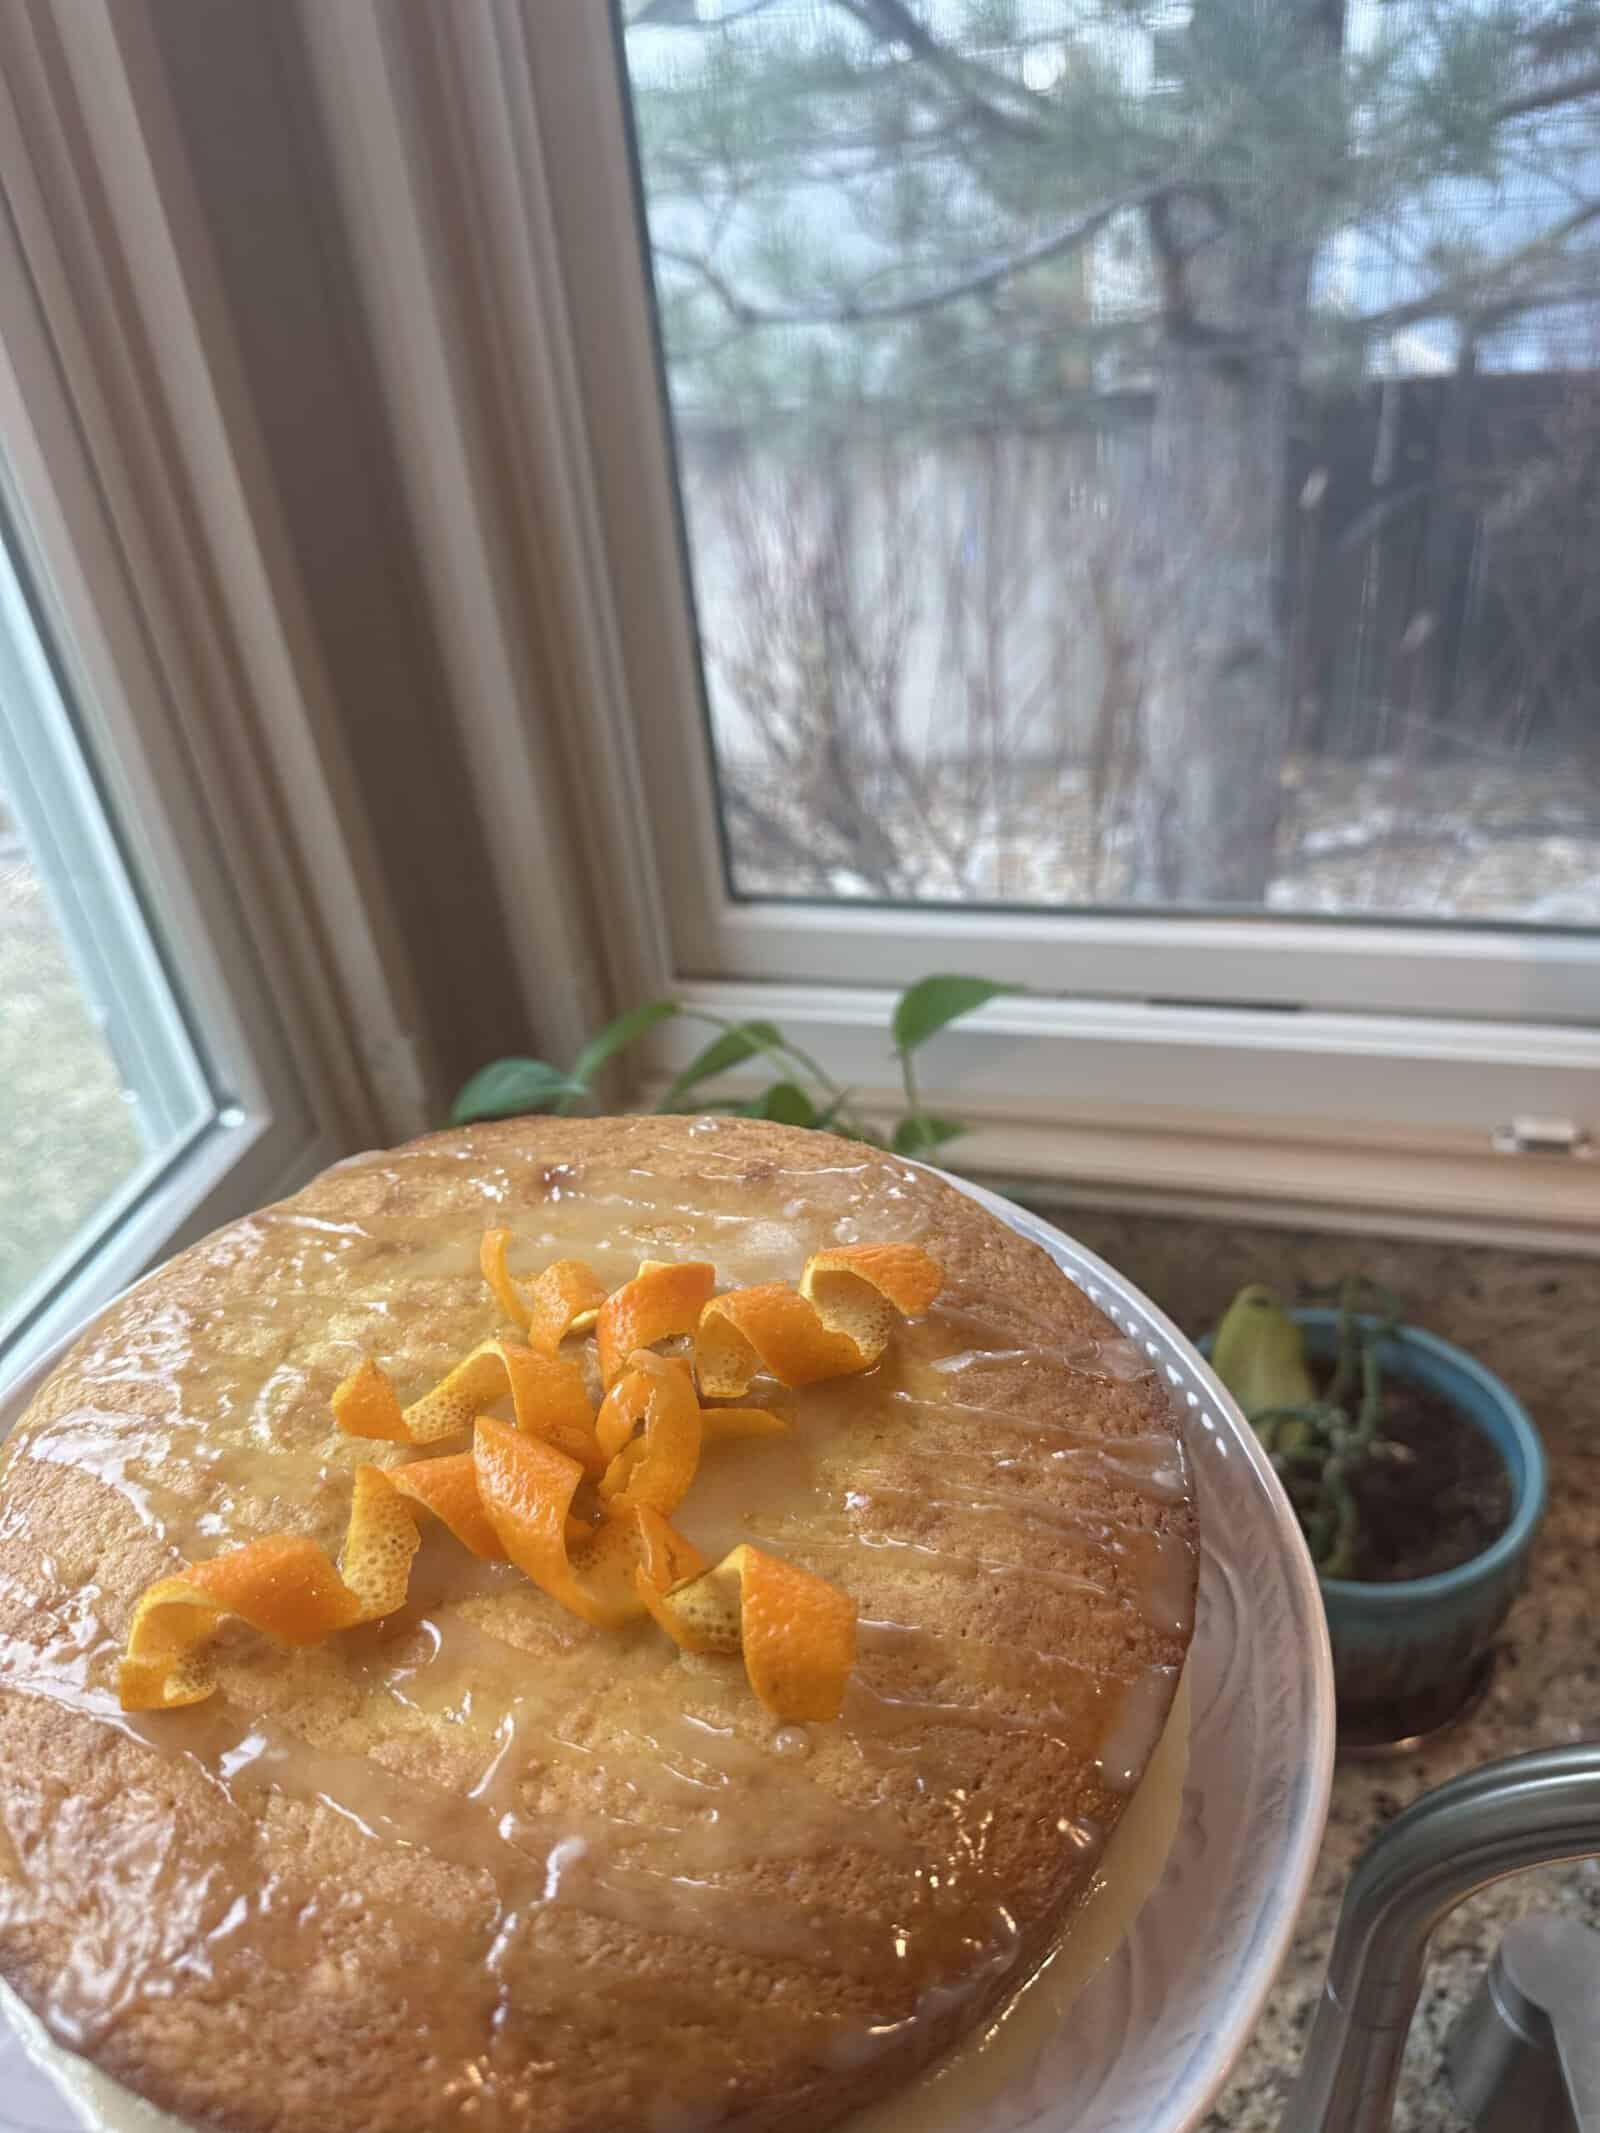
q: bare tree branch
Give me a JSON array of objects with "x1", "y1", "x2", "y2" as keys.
[
  {"x1": 654, "y1": 183, "x2": 1161, "y2": 328},
  {"x1": 627, "y1": 0, "x2": 789, "y2": 25},
  {"x1": 1494, "y1": 60, "x2": 1600, "y2": 121},
  {"x1": 1344, "y1": 198, "x2": 1600, "y2": 336},
  {"x1": 634, "y1": 0, "x2": 1057, "y2": 150},
  {"x1": 644, "y1": 116, "x2": 967, "y2": 193},
  {"x1": 830, "y1": 0, "x2": 1055, "y2": 145}
]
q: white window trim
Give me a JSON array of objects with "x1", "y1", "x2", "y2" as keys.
[
  {"x1": 0, "y1": 4, "x2": 435, "y2": 1382},
  {"x1": 649, "y1": 981, "x2": 1600, "y2": 1252},
  {"x1": 297, "y1": 0, "x2": 1600, "y2": 1249},
  {"x1": 294, "y1": 0, "x2": 671, "y2": 1067}
]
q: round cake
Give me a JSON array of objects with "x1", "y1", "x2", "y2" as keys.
[{"x1": 0, "y1": 1117, "x2": 1198, "y2": 2133}]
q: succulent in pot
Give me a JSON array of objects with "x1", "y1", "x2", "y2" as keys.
[{"x1": 1206, "y1": 1280, "x2": 1546, "y2": 1752}]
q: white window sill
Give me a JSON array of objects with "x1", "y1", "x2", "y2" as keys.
[{"x1": 642, "y1": 980, "x2": 1600, "y2": 1254}]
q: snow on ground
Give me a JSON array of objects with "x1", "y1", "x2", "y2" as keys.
[{"x1": 720, "y1": 755, "x2": 1600, "y2": 921}]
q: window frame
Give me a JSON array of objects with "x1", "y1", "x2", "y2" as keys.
[
  {"x1": 545, "y1": 8, "x2": 1600, "y2": 1016},
  {"x1": 0, "y1": 498, "x2": 220, "y2": 1353},
  {"x1": 0, "y1": 4, "x2": 430, "y2": 1386},
  {"x1": 0, "y1": 513, "x2": 213, "y2": 1151},
  {"x1": 295, "y1": 0, "x2": 1600, "y2": 1249},
  {"x1": 547, "y1": 10, "x2": 1600, "y2": 1223},
  {"x1": 0, "y1": 313, "x2": 325, "y2": 1381}
]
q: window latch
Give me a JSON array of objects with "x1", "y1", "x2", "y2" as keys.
[{"x1": 1490, "y1": 1117, "x2": 1594, "y2": 1160}]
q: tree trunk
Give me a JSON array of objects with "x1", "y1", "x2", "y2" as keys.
[
  {"x1": 1130, "y1": 0, "x2": 1343, "y2": 905},
  {"x1": 1131, "y1": 318, "x2": 1301, "y2": 903}
]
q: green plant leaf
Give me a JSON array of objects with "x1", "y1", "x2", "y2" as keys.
[
  {"x1": 892, "y1": 976, "x2": 1017, "y2": 1054},
  {"x1": 660, "y1": 1019, "x2": 785, "y2": 1108},
  {"x1": 569, "y1": 1001, "x2": 679, "y2": 1091},
  {"x1": 740, "y1": 1081, "x2": 817, "y2": 1126},
  {"x1": 451, "y1": 1058, "x2": 590, "y2": 1125},
  {"x1": 892, "y1": 1114, "x2": 970, "y2": 1156}
]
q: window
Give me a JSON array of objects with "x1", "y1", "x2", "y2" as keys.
[
  {"x1": 295, "y1": 2, "x2": 1600, "y2": 1243},
  {"x1": 616, "y1": 2, "x2": 1600, "y2": 924},
  {"x1": 611, "y1": 1, "x2": 1600, "y2": 943},
  {"x1": 0, "y1": 376, "x2": 330, "y2": 1387},
  {"x1": 0, "y1": 511, "x2": 212, "y2": 1339}
]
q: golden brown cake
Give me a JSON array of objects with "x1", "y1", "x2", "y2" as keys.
[{"x1": 0, "y1": 1117, "x2": 1198, "y2": 2133}]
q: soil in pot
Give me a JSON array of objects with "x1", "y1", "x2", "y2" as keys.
[{"x1": 1324, "y1": 1368, "x2": 1513, "y2": 1584}]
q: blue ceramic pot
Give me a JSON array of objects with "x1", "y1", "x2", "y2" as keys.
[{"x1": 1210, "y1": 1311, "x2": 1546, "y2": 1742}]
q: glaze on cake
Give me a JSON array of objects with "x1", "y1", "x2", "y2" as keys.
[{"x1": 0, "y1": 1118, "x2": 1198, "y2": 2133}]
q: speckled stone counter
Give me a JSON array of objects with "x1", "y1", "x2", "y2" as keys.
[{"x1": 1010, "y1": 1195, "x2": 1600, "y2": 2133}]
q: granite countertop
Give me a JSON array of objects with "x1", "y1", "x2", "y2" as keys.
[
  {"x1": 1204, "y1": 1551, "x2": 1600, "y2": 2133},
  {"x1": 1021, "y1": 1195, "x2": 1600, "y2": 2133}
]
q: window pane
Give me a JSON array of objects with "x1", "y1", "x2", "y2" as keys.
[
  {"x1": 0, "y1": 513, "x2": 213, "y2": 1335},
  {"x1": 620, "y1": 0, "x2": 1600, "y2": 921},
  {"x1": 0, "y1": 823, "x2": 146, "y2": 1307}
]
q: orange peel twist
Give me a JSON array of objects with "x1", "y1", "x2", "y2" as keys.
[
  {"x1": 118, "y1": 1464, "x2": 422, "y2": 1711},
  {"x1": 385, "y1": 1452, "x2": 508, "y2": 1561},
  {"x1": 694, "y1": 1242, "x2": 943, "y2": 1397},
  {"x1": 595, "y1": 1352, "x2": 703, "y2": 1517},
  {"x1": 480, "y1": 1231, "x2": 608, "y2": 1355},
  {"x1": 333, "y1": 1336, "x2": 602, "y2": 1474},
  {"x1": 596, "y1": 1260, "x2": 716, "y2": 1386},
  {"x1": 473, "y1": 1417, "x2": 706, "y2": 1630},
  {"x1": 117, "y1": 1433, "x2": 705, "y2": 1706},
  {"x1": 119, "y1": 1232, "x2": 934, "y2": 1724},
  {"x1": 639, "y1": 1543, "x2": 858, "y2": 1723},
  {"x1": 594, "y1": 1354, "x2": 788, "y2": 1516}
]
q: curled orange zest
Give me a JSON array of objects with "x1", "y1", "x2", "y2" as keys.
[
  {"x1": 694, "y1": 1242, "x2": 943, "y2": 1398},
  {"x1": 528, "y1": 1259, "x2": 610, "y2": 1355},
  {"x1": 480, "y1": 1232, "x2": 608, "y2": 1354},
  {"x1": 634, "y1": 1502, "x2": 709, "y2": 1595},
  {"x1": 472, "y1": 1417, "x2": 703, "y2": 1629},
  {"x1": 333, "y1": 1337, "x2": 602, "y2": 1473},
  {"x1": 118, "y1": 1465, "x2": 420, "y2": 1712},
  {"x1": 123, "y1": 1235, "x2": 937, "y2": 1724},
  {"x1": 387, "y1": 1452, "x2": 506, "y2": 1561},
  {"x1": 391, "y1": 1453, "x2": 590, "y2": 1559},
  {"x1": 597, "y1": 1352, "x2": 704, "y2": 1518},
  {"x1": 117, "y1": 1433, "x2": 698, "y2": 1709},
  {"x1": 596, "y1": 1260, "x2": 716, "y2": 1387},
  {"x1": 480, "y1": 1227, "x2": 529, "y2": 1330},
  {"x1": 639, "y1": 1543, "x2": 857, "y2": 1723}
]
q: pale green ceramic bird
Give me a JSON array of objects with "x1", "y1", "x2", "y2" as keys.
[{"x1": 1210, "y1": 1284, "x2": 1317, "y2": 1418}]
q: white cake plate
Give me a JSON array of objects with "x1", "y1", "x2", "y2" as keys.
[
  {"x1": 0, "y1": 1175, "x2": 1334, "y2": 2133},
  {"x1": 933, "y1": 1179, "x2": 1334, "y2": 2131}
]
